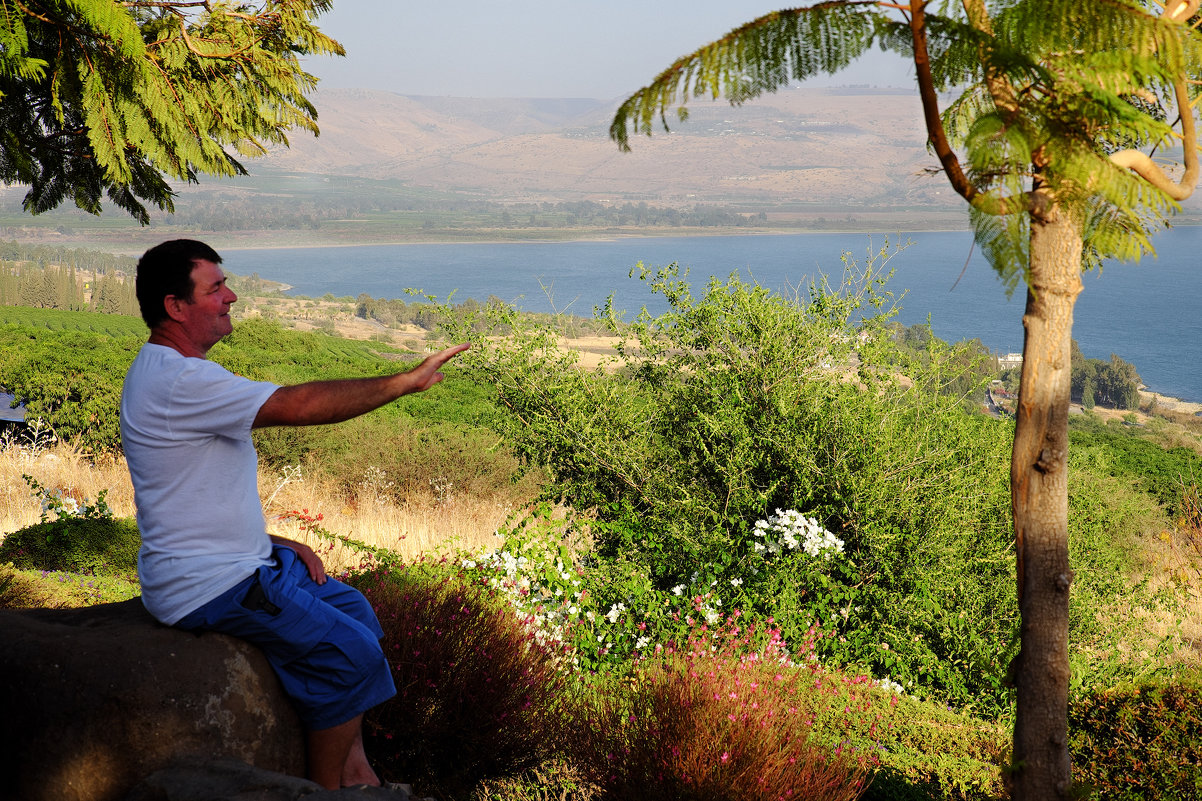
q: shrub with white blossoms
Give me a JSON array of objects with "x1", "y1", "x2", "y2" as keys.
[
  {"x1": 462, "y1": 542, "x2": 587, "y2": 662},
  {"x1": 752, "y1": 508, "x2": 844, "y2": 559},
  {"x1": 456, "y1": 506, "x2": 844, "y2": 677}
]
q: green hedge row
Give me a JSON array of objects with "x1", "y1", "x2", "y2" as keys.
[{"x1": 1070, "y1": 669, "x2": 1202, "y2": 800}]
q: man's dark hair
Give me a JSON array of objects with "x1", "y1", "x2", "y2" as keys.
[{"x1": 136, "y1": 239, "x2": 223, "y2": 328}]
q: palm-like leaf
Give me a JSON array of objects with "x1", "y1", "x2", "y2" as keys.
[
  {"x1": 0, "y1": 0, "x2": 343, "y2": 222},
  {"x1": 612, "y1": 0, "x2": 1202, "y2": 280},
  {"x1": 611, "y1": 2, "x2": 889, "y2": 150}
]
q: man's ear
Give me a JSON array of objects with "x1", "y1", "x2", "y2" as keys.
[{"x1": 162, "y1": 294, "x2": 190, "y2": 323}]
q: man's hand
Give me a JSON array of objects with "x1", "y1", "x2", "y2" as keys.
[
  {"x1": 254, "y1": 342, "x2": 471, "y2": 428},
  {"x1": 408, "y1": 343, "x2": 471, "y2": 392},
  {"x1": 270, "y1": 536, "x2": 327, "y2": 584}
]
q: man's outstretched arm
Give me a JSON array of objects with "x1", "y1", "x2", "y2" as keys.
[{"x1": 253, "y1": 343, "x2": 470, "y2": 428}]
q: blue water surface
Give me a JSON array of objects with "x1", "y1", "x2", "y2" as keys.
[{"x1": 225, "y1": 227, "x2": 1202, "y2": 403}]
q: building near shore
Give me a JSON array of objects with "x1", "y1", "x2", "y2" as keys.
[{"x1": 998, "y1": 353, "x2": 1023, "y2": 370}]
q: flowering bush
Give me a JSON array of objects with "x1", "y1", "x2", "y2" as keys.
[
  {"x1": 752, "y1": 509, "x2": 844, "y2": 558},
  {"x1": 0, "y1": 477, "x2": 137, "y2": 583},
  {"x1": 567, "y1": 619, "x2": 873, "y2": 801},
  {"x1": 23, "y1": 473, "x2": 113, "y2": 524},
  {"x1": 459, "y1": 504, "x2": 587, "y2": 662},
  {"x1": 277, "y1": 508, "x2": 402, "y2": 572},
  {"x1": 461, "y1": 505, "x2": 869, "y2": 683}
]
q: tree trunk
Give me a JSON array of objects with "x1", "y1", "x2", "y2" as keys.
[{"x1": 1009, "y1": 206, "x2": 1081, "y2": 801}]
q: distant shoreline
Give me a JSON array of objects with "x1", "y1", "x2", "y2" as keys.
[
  {"x1": 9, "y1": 216, "x2": 1202, "y2": 255},
  {"x1": 0, "y1": 221, "x2": 984, "y2": 255},
  {"x1": 1137, "y1": 389, "x2": 1202, "y2": 416},
  {"x1": 215, "y1": 226, "x2": 976, "y2": 251}
]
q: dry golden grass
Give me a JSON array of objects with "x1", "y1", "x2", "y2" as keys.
[
  {"x1": 1, "y1": 441, "x2": 514, "y2": 571},
  {"x1": 0, "y1": 443, "x2": 136, "y2": 533}
]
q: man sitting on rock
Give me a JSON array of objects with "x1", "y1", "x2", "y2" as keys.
[{"x1": 120, "y1": 239, "x2": 468, "y2": 791}]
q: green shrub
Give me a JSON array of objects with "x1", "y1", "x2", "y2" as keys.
[
  {"x1": 254, "y1": 416, "x2": 542, "y2": 506},
  {"x1": 1069, "y1": 413, "x2": 1202, "y2": 518},
  {"x1": 464, "y1": 510, "x2": 1008, "y2": 801},
  {"x1": 0, "y1": 563, "x2": 140, "y2": 608},
  {"x1": 346, "y1": 561, "x2": 572, "y2": 793},
  {"x1": 1069, "y1": 669, "x2": 1202, "y2": 800},
  {"x1": 834, "y1": 685, "x2": 1007, "y2": 801},
  {"x1": 0, "y1": 327, "x2": 141, "y2": 452},
  {"x1": 1064, "y1": 460, "x2": 1177, "y2": 689},
  {"x1": 0, "y1": 516, "x2": 140, "y2": 576},
  {"x1": 438, "y1": 252, "x2": 1022, "y2": 713}
]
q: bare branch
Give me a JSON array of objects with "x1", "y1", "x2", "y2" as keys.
[{"x1": 1108, "y1": 6, "x2": 1200, "y2": 201}]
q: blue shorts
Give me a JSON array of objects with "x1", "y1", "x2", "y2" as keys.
[{"x1": 176, "y1": 545, "x2": 396, "y2": 730}]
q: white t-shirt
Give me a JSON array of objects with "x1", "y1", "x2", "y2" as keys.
[{"x1": 120, "y1": 344, "x2": 280, "y2": 625}]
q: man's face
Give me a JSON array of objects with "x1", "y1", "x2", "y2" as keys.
[{"x1": 174, "y1": 259, "x2": 238, "y2": 351}]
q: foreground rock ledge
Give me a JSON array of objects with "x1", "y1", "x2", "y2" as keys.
[
  {"x1": 125, "y1": 757, "x2": 415, "y2": 800},
  {"x1": 0, "y1": 598, "x2": 305, "y2": 801}
]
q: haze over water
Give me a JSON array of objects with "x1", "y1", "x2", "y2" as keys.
[{"x1": 226, "y1": 227, "x2": 1202, "y2": 404}]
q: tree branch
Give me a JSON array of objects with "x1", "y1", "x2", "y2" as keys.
[
  {"x1": 960, "y1": 0, "x2": 1021, "y2": 118},
  {"x1": 1108, "y1": 3, "x2": 1200, "y2": 201},
  {"x1": 908, "y1": 0, "x2": 1028, "y2": 216},
  {"x1": 1163, "y1": 0, "x2": 1202, "y2": 23},
  {"x1": 908, "y1": 0, "x2": 977, "y2": 203}
]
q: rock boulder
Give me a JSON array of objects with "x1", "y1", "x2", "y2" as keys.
[
  {"x1": 0, "y1": 598, "x2": 305, "y2": 801},
  {"x1": 122, "y1": 757, "x2": 420, "y2": 800}
]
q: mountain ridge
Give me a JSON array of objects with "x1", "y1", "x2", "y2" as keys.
[{"x1": 257, "y1": 86, "x2": 962, "y2": 211}]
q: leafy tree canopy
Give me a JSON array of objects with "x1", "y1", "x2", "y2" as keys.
[
  {"x1": 0, "y1": 0, "x2": 342, "y2": 223},
  {"x1": 611, "y1": 0, "x2": 1202, "y2": 289}
]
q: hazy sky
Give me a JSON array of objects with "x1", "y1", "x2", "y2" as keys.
[{"x1": 306, "y1": 1, "x2": 912, "y2": 99}]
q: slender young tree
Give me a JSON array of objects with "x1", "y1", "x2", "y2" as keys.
[
  {"x1": 0, "y1": 0, "x2": 342, "y2": 223},
  {"x1": 610, "y1": 2, "x2": 1202, "y2": 799}
]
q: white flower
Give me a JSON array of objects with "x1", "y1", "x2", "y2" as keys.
[
  {"x1": 604, "y1": 602, "x2": 626, "y2": 623},
  {"x1": 730, "y1": 578, "x2": 743, "y2": 587},
  {"x1": 878, "y1": 677, "x2": 906, "y2": 695},
  {"x1": 671, "y1": 584, "x2": 685, "y2": 596},
  {"x1": 635, "y1": 636, "x2": 650, "y2": 649},
  {"x1": 751, "y1": 509, "x2": 843, "y2": 559}
]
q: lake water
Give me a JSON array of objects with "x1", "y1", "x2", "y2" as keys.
[{"x1": 225, "y1": 227, "x2": 1202, "y2": 404}]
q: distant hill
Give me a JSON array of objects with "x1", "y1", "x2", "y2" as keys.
[
  {"x1": 5, "y1": 85, "x2": 1200, "y2": 247},
  {"x1": 256, "y1": 86, "x2": 964, "y2": 211}
]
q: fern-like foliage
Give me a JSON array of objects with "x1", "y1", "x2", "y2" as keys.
[
  {"x1": 0, "y1": 0, "x2": 343, "y2": 223},
  {"x1": 610, "y1": 2, "x2": 889, "y2": 150},
  {"x1": 952, "y1": 0, "x2": 1196, "y2": 280},
  {"x1": 610, "y1": 0, "x2": 1202, "y2": 285}
]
